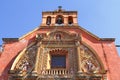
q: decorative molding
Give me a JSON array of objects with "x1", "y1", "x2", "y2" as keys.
[{"x1": 2, "y1": 38, "x2": 19, "y2": 43}]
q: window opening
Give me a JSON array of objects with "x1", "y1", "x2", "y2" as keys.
[
  {"x1": 46, "y1": 16, "x2": 51, "y2": 25},
  {"x1": 51, "y1": 55, "x2": 66, "y2": 68},
  {"x1": 68, "y1": 16, "x2": 73, "y2": 24}
]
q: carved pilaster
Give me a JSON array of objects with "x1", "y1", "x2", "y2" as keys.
[
  {"x1": 76, "y1": 41, "x2": 82, "y2": 73},
  {"x1": 34, "y1": 41, "x2": 42, "y2": 72}
]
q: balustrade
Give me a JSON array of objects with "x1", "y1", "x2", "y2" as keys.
[{"x1": 41, "y1": 69, "x2": 70, "y2": 75}]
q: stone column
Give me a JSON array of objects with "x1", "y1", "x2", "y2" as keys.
[
  {"x1": 52, "y1": 16, "x2": 55, "y2": 26},
  {"x1": 34, "y1": 42, "x2": 42, "y2": 72},
  {"x1": 64, "y1": 17, "x2": 68, "y2": 26},
  {"x1": 76, "y1": 41, "x2": 81, "y2": 73}
]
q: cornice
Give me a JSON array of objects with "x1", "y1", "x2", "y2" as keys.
[{"x1": 2, "y1": 38, "x2": 19, "y2": 43}]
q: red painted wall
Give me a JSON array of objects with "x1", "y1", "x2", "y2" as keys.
[{"x1": 0, "y1": 27, "x2": 120, "y2": 80}]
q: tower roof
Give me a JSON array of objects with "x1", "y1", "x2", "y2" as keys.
[{"x1": 42, "y1": 6, "x2": 77, "y2": 13}]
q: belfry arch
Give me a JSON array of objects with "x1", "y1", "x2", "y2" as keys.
[{"x1": 55, "y1": 15, "x2": 64, "y2": 25}]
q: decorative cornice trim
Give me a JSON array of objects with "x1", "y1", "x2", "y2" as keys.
[
  {"x1": 2, "y1": 38, "x2": 19, "y2": 42},
  {"x1": 19, "y1": 26, "x2": 40, "y2": 40}
]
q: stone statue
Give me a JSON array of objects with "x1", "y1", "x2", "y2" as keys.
[
  {"x1": 22, "y1": 61, "x2": 29, "y2": 72},
  {"x1": 46, "y1": 17, "x2": 51, "y2": 25},
  {"x1": 81, "y1": 60, "x2": 99, "y2": 73}
]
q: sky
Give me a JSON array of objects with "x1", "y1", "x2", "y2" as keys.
[{"x1": 0, "y1": 0, "x2": 120, "y2": 55}]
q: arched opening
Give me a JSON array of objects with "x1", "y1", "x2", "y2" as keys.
[
  {"x1": 46, "y1": 16, "x2": 51, "y2": 25},
  {"x1": 68, "y1": 16, "x2": 73, "y2": 24},
  {"x1": 56, "y1": 15, "x2": 64, "y2": 25}
]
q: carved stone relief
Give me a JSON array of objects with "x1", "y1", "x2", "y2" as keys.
[
  {"x1": 14, "y1": 45, "x2": 38, "y2": 73},
  {"x1": 80, "y1": 45, "x2": 101, "y2": 73},
  {"x1": 47, "y1": 31, "x2": 77, "y2": 41},
  {"x1": 68, "y1": 48, "x2": 77, "y2": 74}
]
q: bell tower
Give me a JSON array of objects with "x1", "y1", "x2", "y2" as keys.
[{"x1": 41, "y1": 6, "x2": 78, "y2": 26}]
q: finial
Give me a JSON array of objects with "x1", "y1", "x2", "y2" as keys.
[{"x1": 58, "y1": 6, "x2": 62, "y2": 9}]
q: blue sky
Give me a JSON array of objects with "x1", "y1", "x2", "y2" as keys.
[{"x1": 0, "y1": 0, "x2": 120, "y2": 55}]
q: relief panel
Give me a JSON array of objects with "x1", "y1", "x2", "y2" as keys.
[{"x1": 14, "y1": 44, "x2": 38, "y2": 74}]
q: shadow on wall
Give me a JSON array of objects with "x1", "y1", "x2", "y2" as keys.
[
  {"x1": 0, "y1": 36, "x2": 36, "y2": 80},
  {"x1": 116, "y1": 47, "x2": 120, "y2": 56},
  {"x1": 0, "y1": 54, "x2": 18, "y2": 80},
  {"x1": 0, "y1": 45, "x2": 3, "y2": 57}
]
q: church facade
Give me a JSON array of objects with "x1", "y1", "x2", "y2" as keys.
[{"x1": 0, "y1": 7, "x2": 120, "y2": 80}]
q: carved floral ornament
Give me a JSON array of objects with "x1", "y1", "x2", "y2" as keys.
[
  {"x1": 14, "y1": 48, "x2": 101, "y2": 73},
  {"x1": 79, "y1": 45, "x2": 103, "y2": 74},
  {"x1": 12, "y1": 41, "x2": 103, "y2": 74},
  {"x1": 49, "y1": 49, "x2": 68, "y2": 55},
  {"x1": 14, "y1": 44, "x2": 38, "y2": 74}
]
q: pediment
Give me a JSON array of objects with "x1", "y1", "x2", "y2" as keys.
[
  {"x1": 46, "y1": 30, "x2": 78, "y2": 40},
  {"x1": 17, "y1": 26, "x2": 114, "y2": 45}
]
